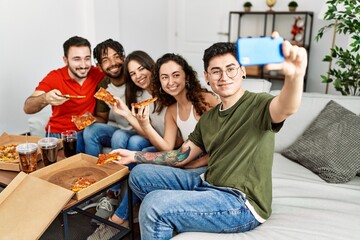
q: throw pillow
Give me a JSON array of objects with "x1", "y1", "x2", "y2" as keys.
[{"x1": 282, "y1": 100, "x2": 360, "y2": 183}]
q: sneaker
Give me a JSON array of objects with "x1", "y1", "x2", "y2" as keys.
[
  {"x1": 66, "y1": 201, "x2": 98, "y2": 215},
  {"x1": 91, "y1": 197, "x2": 118, "y2": 225},
  {"x1": 87, "y1": 223, "x2": 119, "y2": 240}
]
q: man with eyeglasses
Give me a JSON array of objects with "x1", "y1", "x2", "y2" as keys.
[{"x1": 112, "y1": 32, "x2": 307, "y2": 238}]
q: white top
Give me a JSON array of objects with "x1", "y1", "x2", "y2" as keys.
[
  {"x1": 138, "y1": 91, "x2": 166, "y2": 137},
  {"x1": 176, "y1": 103, "x2": 198, "y2": 141}
]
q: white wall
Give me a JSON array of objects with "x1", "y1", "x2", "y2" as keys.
[{"x1": 0, "y1": 0, "x2": 350, "y2": 134}]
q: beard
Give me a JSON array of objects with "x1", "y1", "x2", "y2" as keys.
[
  {"x1": 68, "y1": 66, "x2": 90, "y2": 80},
  {"x1": 104, "y1": 64, "x2": 122, "y2": 79}
]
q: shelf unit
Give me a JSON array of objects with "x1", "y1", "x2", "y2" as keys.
[{"x1": 228, "y1": 11, "x2": 314, "y2": 91}]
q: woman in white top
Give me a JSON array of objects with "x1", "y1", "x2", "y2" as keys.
[{"x1": 136, "y1": 53, "x2": 220, "y2": 169}]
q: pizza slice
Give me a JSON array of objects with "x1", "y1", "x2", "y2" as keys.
[
  {"x1": 72, "y1": 113, "x2": 96, "y2": 130},
  {"x1": 70, "y1": 177, "x2": 97, "y2": 192},
  {"x1": 131, "y1": 97, "x2": 158, "y2": 109},
  {"x1": 96, "y1": 153, "x2": 121, "y2": 166},
  {"x1": 94, "y1": 87, "x2": 116, "y2": 106}
]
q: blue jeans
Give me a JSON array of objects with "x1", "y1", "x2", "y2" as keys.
[
  {"x1": 49, "y1": 131, "x2": 85, "y2": 153},
  {"x1": 129, "y1": 164, "x2": 260, "y2": 239},
  {"x1": 83, "y1": 123, "x2": 152, "y2": 156}
]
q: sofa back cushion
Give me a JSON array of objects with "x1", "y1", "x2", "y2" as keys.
[{"x1": 272, "y1": 91, "x2": 360, "y2": 152}]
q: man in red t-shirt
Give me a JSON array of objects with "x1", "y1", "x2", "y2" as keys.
[{"x1": 23, "y1": 36, "x2": 105, "y2": 153}]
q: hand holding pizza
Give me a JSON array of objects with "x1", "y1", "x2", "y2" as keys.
[
  {"x1": 110, "y1": 149, "x2": 137, "y2": 165},
  {"x1": 46, "y1": 89, "x2": 69, "y2": 106},
  {"x1": 132, "y1": 104, "x2": 151, "y2": 127},
  {"x1": 113, "y1": 97, "x2": 132, "y2": 118}
]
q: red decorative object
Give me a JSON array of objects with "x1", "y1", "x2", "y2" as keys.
[{"x1": 291, "y1": 17, "x2": 304, "y2": 45}]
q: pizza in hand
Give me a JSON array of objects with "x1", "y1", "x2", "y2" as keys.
[
  {"x1": 94, "y1": 87, "x2": 116, "y2": 106},
  {"x1": 70, "y1": 177, "x2": 97, "y2": 192},
  {"x1": 72, "y1": 112, "x2": 96, "y2": 130},
  {"x1": 96, "y1": 153, "x2": 121, "y2": 166},
  {"x1": 131, "y1": 97, "x2": 158, "y2": 109}
]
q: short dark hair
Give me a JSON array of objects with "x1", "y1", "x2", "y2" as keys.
[
  {"x1": 93, "y1": 39, "x2": 125, "y2": 64},
  {"x1": 63, "y1": 36, "x2": 91, "y2": 58},
  {"x1": 203, "y1": 42, "x2": 237, "y2": 71}
]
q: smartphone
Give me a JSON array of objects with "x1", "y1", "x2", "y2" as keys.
[{"x1": 236, "y1": 37, "x2": 284, "y2": 66}]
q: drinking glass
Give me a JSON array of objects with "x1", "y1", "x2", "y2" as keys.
[
  {"x1": 38, "y1": 137, "x2": 58, "y2": 166},
  {"x1": 16, "y1": 143, "x2": 38, "y2": 173},
  {"x1": 61, "y1": 130, "x2": 77, "y2": 158}
]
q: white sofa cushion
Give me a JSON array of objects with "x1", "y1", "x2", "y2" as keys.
[
  {"x1": 242, "y1": 78, "x2": 272, "y2": 93},
  {"x1": 27, "y1": 111, "x2": 50, "y2": 137}
]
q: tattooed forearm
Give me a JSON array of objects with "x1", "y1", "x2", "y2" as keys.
[{"x1": 134, "y1": 146, "x2": 191, "y2": 166}]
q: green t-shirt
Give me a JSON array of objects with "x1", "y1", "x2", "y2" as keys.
[{"x1": 189, "y1": 91, "x2": 283, "y2": 220}]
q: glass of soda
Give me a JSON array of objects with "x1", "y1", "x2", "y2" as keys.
[
  {"x1": 38, "y1": 137, "x2": 59, "y2": 166},
  {"x1": 16, "y1": 143, "x2": 38, "y2": 173},
  {"x1": 61, "y1": 130, "x2": 77, "y2": 158}
]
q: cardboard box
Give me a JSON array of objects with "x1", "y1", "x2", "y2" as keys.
[
  {"x1": 0, "y1": 154, "x2": 129, "y2": 238},
  {"x1": 0, "y1": 132, "x2": 42, "y2": 171},
  {"x1": 30, "y1": 153, "x2": 130, "y2": 200},
  {"x1": 0, "y1": 172, "x2": 74, "y2": 239}
]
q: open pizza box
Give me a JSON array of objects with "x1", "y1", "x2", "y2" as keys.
[
  {"x1": 0, "y1": 132, "x2": 42, "y2": 171},
  {"x1": 0, "y1": 172, "x2": 74, "y2": 239},
  {"x1": 0, "y1": 153, "x2": 129, "y2": 238}
]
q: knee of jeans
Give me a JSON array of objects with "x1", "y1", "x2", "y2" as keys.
[
  {"x1": 129, "y1": 165, "x2": 147, "y2": 193},
  {"x1": 111, "y1": 130, "x2": 128, "y2": 148},
  {"x1": 83, "y1": 124, "x2": 95, "y2": 138},
  {"x1": 139, "y1": 191, "x2": 166, "y2": 217},
  {"x1": 128, "y1": 136, "x2": 150, "y2": 151}
]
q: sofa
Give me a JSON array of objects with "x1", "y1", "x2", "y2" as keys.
[
  {"x1": 28, "y1": 80, "x2": 360, "y2": 239},
  {"x1": 174, "y1": 90, "x2": 360, "y2": 239}
]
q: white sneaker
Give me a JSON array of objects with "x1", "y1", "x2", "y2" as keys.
[
  {"x1": 91, "y1": 197, "x2": 118, "y2": 225},
  {"x1": 87, "y1": 223, "x2": 119, "y2": 240}
]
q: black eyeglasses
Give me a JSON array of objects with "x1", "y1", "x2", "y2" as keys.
[{"x1": 208, "y1": 66, "x2": 241, "y2": 81}]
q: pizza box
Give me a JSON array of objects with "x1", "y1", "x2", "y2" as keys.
[
  {"x1": 0, "y1": 132, "x2": 42, "y2": 172},
  {"x1": 0, "y1": 171, "x2": 74, "y2": 239},
  {"x1": 30, "y1": 153, "x2": 130, "y2": 200}
]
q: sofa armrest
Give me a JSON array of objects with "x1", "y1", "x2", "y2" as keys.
[
  {"x1": 27, "y1": 112, "x2": 50, "y2": 137},
  {"x1": 242, "y1": 78, "x2": 272, "y2": 93}
]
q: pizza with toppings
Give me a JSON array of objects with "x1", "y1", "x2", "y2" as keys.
[
  {"x1": 0, "y1": 143, "x2": 19, "y2": 163},
  {"x1": 70, "y1": 177, "x2": 97, "y2": 192},
  {"x1": 131, "y1": 97, "x2": 158, "y2": 109},
  {"x1": 94, "y1": 87, "x2": 116, "y2": 106},
  {"x1": 96, "y1": 153, "x2": 121, "y2": 166},
  {"x1": 72, "y1": 113, "x2": 96, "y2": 130}
]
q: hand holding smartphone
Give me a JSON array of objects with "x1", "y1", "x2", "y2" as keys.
[{"x1": 236, "y1": 37, "x2": 284, "y2": 66}]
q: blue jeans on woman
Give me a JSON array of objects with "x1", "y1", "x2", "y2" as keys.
[
  {"x1": 83, "y1": 123, "x2": 152, "y2": 156},
  {"x1": 84, "y1": 122, "x2": 154, "y2": 220},
  {"x1": 129, "y1": 164, "x2": 260, "y2": 239}
]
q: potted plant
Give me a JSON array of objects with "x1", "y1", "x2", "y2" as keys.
[
  {"x1": 315, "y1": 0, "x2": 360, "y2": 96},
  {"x1": 288, "y1": 1, "x2": 298, "y2": 12},
  {"x1": 243, "y1": 2, "x2": 252, "y2": 12}
]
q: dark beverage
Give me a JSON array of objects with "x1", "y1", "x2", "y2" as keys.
[
  {"x1": 41, "y1": 145, "x2": 57, "y2": 166},
  {"x1": 38, "y1": 137, "x2": 58, "y2": 166},
  {"x1": 63, "y1": 138, "x2": 77, "y2": 158}
]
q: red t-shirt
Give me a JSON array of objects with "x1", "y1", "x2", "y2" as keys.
[{"x1": 35, "y1": 66, "x2": 105, "y2": 133}]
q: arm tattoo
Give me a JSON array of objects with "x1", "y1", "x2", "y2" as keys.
[{"x1": 134, "y1": 146, "x2": 191, "y2": 166}]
